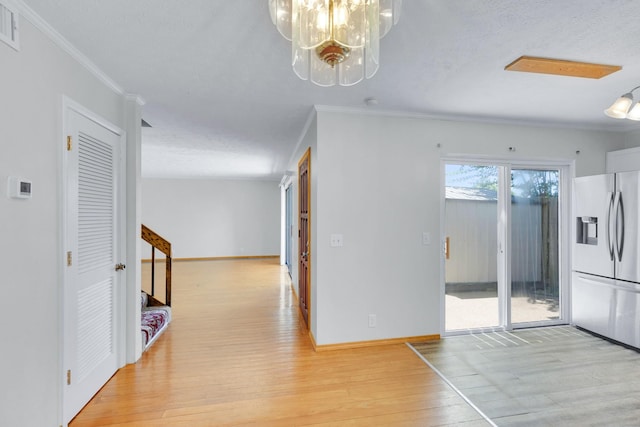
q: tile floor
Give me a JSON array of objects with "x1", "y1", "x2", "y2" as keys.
[{"x1": 411, "y1": 326, "x2": 640, "y2": 426}]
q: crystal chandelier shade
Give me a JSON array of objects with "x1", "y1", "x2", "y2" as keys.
[{"x1": 269, "y1": 0, "x2": 402, "y2": 87}]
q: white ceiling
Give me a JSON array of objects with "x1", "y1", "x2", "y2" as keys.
[{"x1": 21, "y1": 0, "x2": 640, "y2": 180}]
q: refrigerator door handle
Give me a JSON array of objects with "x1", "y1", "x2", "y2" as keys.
[
  {"x1": 606, "y1": 191, "x2": 615, "y2": 261},
  {"x1": 576, "y1": 273, "x2": 615, "y2": 288},
  {"x1": 614, "y1": 191, "x2": 625, "y2": 262},
  {"x1": 576, "y1": 273, "x2": 640, "y2": 293}
]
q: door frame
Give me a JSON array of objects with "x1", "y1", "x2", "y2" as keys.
[
  {"x1": 440, "y1": 156, "x2": 573, "y2": 336},
  {"x1": 59, "y1": 96, "x2": 127, "y2": 424},
  {"x1": 280, "y1": 173, "x2": 294, "y2": 277},
  {"x1": 285, "y1": 183, "x2": 294, "y2": 276}
]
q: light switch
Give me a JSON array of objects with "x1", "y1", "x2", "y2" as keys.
[
  {"x1": 330, "y1": 234, "x2": 343, "y2": 247},
  {"x1": 368, "y1": 314, "x2": 377, "y2": 328},
  {"x1": 422, "y1": 232, "x2": 431, "y2": 245}
]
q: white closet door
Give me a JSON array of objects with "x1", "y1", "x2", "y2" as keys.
[{"x1": 64, "y1": 106, "x2": 122, "y2": 424}]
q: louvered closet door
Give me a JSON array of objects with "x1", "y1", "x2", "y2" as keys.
[{"x1": 64, "y1": 108, "x2": 122, "y2": 424}]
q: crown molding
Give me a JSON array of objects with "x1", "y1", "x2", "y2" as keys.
[
  {"x1": 126, "y1": 94, "x2": 146, "y2": 106},
  {"x1": 314, "y1": 104, "x2": 636, "y2": 134},
  {"x1": 16, "y1": 0, "x2": 125, "y2": 96},
  {"x1": 286, "y1": 106, "x2": 317, "y2": 169}
]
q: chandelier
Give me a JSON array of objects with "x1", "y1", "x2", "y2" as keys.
[{"x1": 269, "y1": 0, "x2": 402, "y2": 87}]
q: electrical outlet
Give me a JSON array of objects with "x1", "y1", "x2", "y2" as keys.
[
  {"x1": 330, "y1": 234, "x2": 343, "y2": 247},
  {"x1": 368, "y1": 314, "x2": 377, "y2": 328},
  {"x1": 422, "y1": 232, "x2": 431, "y2": 245}
]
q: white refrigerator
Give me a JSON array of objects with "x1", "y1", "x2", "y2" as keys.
[{"x1": 573, "y1": 171, "x2": 640, "y2": 348}]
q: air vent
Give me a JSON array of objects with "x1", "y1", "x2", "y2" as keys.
[{"x1": 0, "y1": 0, "x2": 19, "y2": 51}]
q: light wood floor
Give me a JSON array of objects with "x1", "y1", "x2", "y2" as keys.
[{"x1": 70, "y1": 258, "x2": 489, "y2": 426}]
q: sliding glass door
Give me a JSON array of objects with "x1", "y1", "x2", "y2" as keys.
[
  {"x1": 510, "y1": 169, "x2": 560, "y2": 325},
  {"x1": 444, "y1": 161, "x2": 566, "y2": 333},
  {"x1": 444, "y1": 164, "x2": 500, "y2": 330}
]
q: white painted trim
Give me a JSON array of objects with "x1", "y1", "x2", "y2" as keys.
[
  {"x1": 125, "y1": 93, "x2": 146, "y2": 107},
  {"x1": 280, "y1": 184, "x2": 286, "y2": 265},
  {"x1": 116, "y1": 126, "x2": 128, "y2": 369},
  {"x1": 279, "y1": 173, "x2": 295, "y2": 265},
  {"x1": 498, "y1": 165, "x2": 510, "y2": 329},
  {"x1": 440, "y1": 152, "x2": 576, "y2": 167},
  {"x1": 123, "y1": 97, "x2": 143, "y2": 363},
  {"x1": 16, "y1": 0, "x2": 124, "y2": 95},
  {"x1": 279, "y1": 172, "x2": 294, "y2": 188},
  {"x1": 439, "y1": 160, "x2": 446, "y2": 337},
  {"x1": 62, "y1": 96, "x2": 124, "y2": 136},
  {"x1": 286, "y1": 107, "x2": 317, "y2": 169},
  {"x1": 314, "y1": 104, "x2": 636, "y2": 133},
  {"x1": 58, "y1": 95, "x2": 68, "y2": 427}
]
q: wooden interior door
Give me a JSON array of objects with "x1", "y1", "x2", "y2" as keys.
[{"x1": 298, "y1": 148, "x2": 311, "y2": 328}]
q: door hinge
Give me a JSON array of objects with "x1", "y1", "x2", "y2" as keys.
[
  {"x1": 67, "y1": 369, "x2": 71, "y2": 385},
  {"x1": 66, "y1": 135, "x2": 72, "y2": 151},
  {"x1": 67, "y1": 251, "x2": 72, "y2": 267}
]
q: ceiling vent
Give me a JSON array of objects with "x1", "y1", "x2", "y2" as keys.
[{"x1": 0, "y1": 0, "x2": 19, "y2": 51}]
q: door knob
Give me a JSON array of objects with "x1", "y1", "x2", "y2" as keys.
[{"x1": 115, "y1": 263, "x2": 126, "y2": 271}]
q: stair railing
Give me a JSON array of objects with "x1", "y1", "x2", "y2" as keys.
[{"x1": 141, "y1": 224, "x2": 172, "y2": 307}]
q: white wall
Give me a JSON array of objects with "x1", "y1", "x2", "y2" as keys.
[
  {"x1": 622, "y1": 129, "x2": 640, "y2": 149},
  {"x1": 0, "y1": 14, "x2": 130, "y2": 427},
  {"x1": 307, "y1": 109, "x2": 624, "y2": 345},
  {"x1": 142, "y1": 179, "x2": 280, "y2": 258}
]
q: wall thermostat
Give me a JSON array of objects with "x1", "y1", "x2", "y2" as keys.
[{"x1": 8, "y1": 176, "x2": 32, "y2": 199}]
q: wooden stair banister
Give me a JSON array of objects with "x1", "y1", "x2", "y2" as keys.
[{"x1": 141, "y1": 224, "x2": 172, "y2": 307}]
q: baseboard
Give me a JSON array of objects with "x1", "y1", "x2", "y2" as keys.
[
  {"x1": 309, "y1": 330, "x2": 318, "y2": 350},
  {"x1": 289, "y1": 280, "x2": 439, "y2": 352},
  {"x1": 313, "y1": 334, "x2": 440, "y2": 352},
  {"x1": 142, "y1": 255, "x2": 279, "y2": 263}
]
